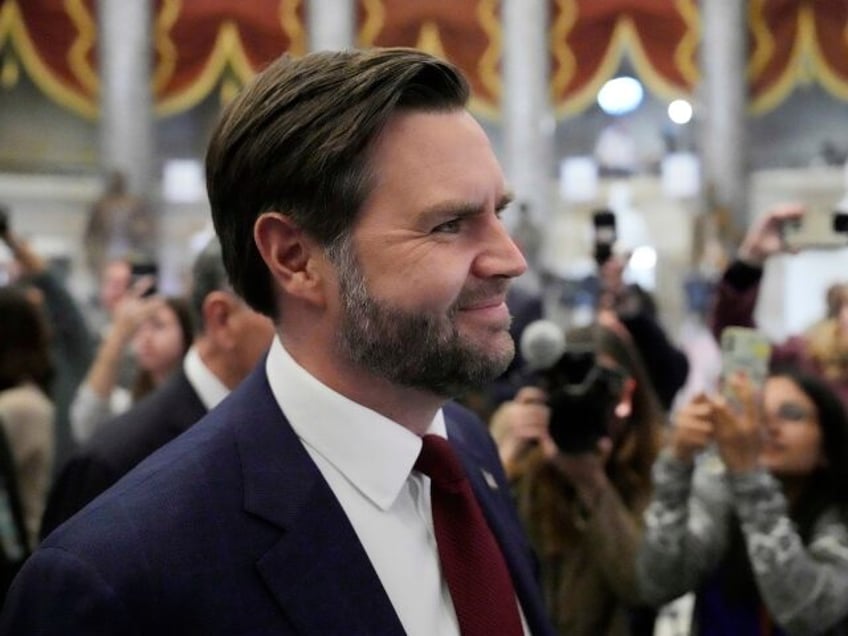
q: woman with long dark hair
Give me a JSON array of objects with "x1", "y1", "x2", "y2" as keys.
[
  {"x1": 70, "y1": 295, "x2": 193, "y2": 443},
  {"x1": 491, "y1": 320, "x2": 665, "y2": 635},
  {"x1": 638, "y1": 368, "x2": 848, "y2": 635}
]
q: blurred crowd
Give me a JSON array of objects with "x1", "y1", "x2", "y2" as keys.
[
  {"x1": 0, "y1": 203, "x2": 275, "y2": 588},
  {"x1": 478, "y1": 201, "x2": 848, "y2": 636}
]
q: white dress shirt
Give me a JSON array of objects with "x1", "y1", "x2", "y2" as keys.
[
  {"x1": 183, "y1": 346, "x2": 229, "y2": 411},
  {"x1": 265, "y1": 337, "x2": 461, "y2": 636}
]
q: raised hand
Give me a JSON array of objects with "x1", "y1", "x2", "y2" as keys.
[
  {"x1": 709, "y1": 374, "x2": 762, "y2": 474},
  {"x1": 490, "y1": 386, "x2": 556, "y2": 470},
  {"x1": 738, "y1": 203, "x2": 805, "y2": 267},
  {"x1": 110, "y1": 276, "x2": 160, "y2": 341},
  {"x1": 668, "y1": 393, "x2": 715, "y2": 464}
]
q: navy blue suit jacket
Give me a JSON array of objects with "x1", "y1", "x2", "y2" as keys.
[
  {"x1": 39, "y1": 368, "x2": 208, "y2": 539},
  {"x1": 1, "y1": 364, "x2": 555, "y2": 635}
]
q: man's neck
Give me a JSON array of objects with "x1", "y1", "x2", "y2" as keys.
[
  {"x1": 194, "y1": 338, "x2": 237, "y2": 389},
  {"x1": 281, "y1": 336, "x2": 444, "y2": 436}
]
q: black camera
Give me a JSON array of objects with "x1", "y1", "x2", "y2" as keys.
[
  {"x1": 538, "y1": 346, "x2": 625, "y2": 454},
  {"x1": 592, "y1": 209, "x2": 617, "y2": 267}
]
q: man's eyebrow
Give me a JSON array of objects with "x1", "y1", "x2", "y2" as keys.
[
  {"x1": 496, "y1": 193, "x2": 514, "y2": 212},
  {"x1": 420, "y1": 194, "x2": 515, "y2": 222}
]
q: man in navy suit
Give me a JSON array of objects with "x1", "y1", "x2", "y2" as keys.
[
  {"x1": 37, "y1": 237, "x2": 275, "y2": 538},
  {"x1": 2, "y1": 48, "x2": 556, "y2": 635}
]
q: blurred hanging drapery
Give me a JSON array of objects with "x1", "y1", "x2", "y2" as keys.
[
  {"x1": 0, "y1": 0, "x2": 307, "y2": 118},
  {"x1": 0, "y1": 0, "x2": 846, "y2": 119}
]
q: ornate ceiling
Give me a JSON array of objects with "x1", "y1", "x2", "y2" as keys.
[{"x1": 0, "y1": 0, "x2": 846, "y2": 119}]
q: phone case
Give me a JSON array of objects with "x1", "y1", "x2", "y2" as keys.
[{"x1": 719, "y1": 327, "x2": 771, "y2": 399}]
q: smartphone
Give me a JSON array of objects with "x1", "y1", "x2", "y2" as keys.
[
  {"x1": 833, "y1": 211, "x2": 848, "y2": 233},
  {"x1": 130, "y1": 261, "x2": 159, "y2": 297},
  {"x1": 781, "y1": 210, "x2": 848, "y2": 250},
  {"x1": 592, "y1": 209, "x2": 617, "y2": 266},
  {"x1": 719, "y1": 327, "x2": 771, "y2": 403}
]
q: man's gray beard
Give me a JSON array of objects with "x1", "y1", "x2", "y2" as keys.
[{"x1": 329, "y1": 237, "x2": 514, "y2": 397}]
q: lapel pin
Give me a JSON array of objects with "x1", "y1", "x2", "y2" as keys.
[{"x1": 481, "y1": 469, "x2": 499, "y2": 491}]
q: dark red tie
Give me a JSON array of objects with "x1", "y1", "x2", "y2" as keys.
[{"x1": 415, "y1": 434, "x2": 524, "y2": 636}]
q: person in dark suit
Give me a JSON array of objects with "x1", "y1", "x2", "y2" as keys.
[
  {"x1": 37, "y1": 237, "x2": 275, "y2": 538},
  {"x1": 1, "y1": 48, "x2": 556, "y2": 635}
]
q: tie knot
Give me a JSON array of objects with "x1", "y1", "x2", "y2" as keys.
[{"x1": 414, "y1": 435, "x2": 466, "y2": 492}]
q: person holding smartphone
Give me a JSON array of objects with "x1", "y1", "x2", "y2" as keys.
[
  {"x1": 68, "y1": 290, "x2": 194, "y2": 443},
  {"x1": 637, "y1": 368, "x2": 848, "y2": 635},
  {"x1": 710, "y1": 203, "x2": 848, "y2": 407},
  {"x1": 591, "y1": 209, "x2": 690, "y2": 411},
  {"x1": 491, "y1": 320, "x2": 665, "y2": 635}
]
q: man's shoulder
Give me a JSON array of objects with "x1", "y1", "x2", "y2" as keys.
[
  {"x1": 39, "y1": 368, "x2": 292, "y2": 573},
  {"x1": 52, "y1": 366, "x2": 278, "y2": 538},
  {"x1": 45, "y1": 406, "x2": 243, "y2": 552},
  {"x1": 27, "y1": 407, "x2": 277, "y2": 630}
]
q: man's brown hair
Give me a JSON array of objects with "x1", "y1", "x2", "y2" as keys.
[{"x1": 205, "y1": 48, "x2": 470, "y2": 317}]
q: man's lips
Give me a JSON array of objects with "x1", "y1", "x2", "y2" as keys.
[
  {"x1": 457, "y1": 298, "x2": 511, "y2": 325},
  {"x1": 458, "y1": 296, "x2": 508, "y2": 311}
]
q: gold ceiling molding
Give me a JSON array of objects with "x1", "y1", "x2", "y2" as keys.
[
  {"x1": 0, "y1": 0, "x2": 97, "y2": 118},
  {"x1": 152, "y1": 0, "x2": 181, "y2": 94},
  {"x1": 3, "y1": 0, "x2": 848, "y2": 120},
  {"x1": 64, "y1": 0, "x2": 97, "y2": 95}
]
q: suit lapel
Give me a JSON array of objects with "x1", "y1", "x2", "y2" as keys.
[
  {"x1": 255, "y1": 485, "x2": 405, "y2": 636},
  {"x1": 230, "y1": 367, "x2": 405, "y2": 636}
]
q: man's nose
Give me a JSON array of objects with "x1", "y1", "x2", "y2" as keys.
[{"x1": 473, "y1": 215, "x2": 527, "y2": 279}]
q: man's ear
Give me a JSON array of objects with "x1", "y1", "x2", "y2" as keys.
[
  {"x1": 254, "y1": 212, "x2": 326, "y2": 305},
  {"x1": 201, "y1": 291, "x2": 238, "y2": 350}
]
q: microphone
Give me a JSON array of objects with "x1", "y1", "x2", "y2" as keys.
[{"x1": 519, "y1": 319, "x2": 566, "y2": 372}]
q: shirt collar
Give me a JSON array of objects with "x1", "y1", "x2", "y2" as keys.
[
  {"x1": 264, "y1": 336, "x2": 446, "y2": 511},
  {"x1": 183, "y1": 345, "x2": 230, "y2": 411}
]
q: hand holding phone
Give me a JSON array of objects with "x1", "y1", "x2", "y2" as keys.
[
  {"x1": 669, "y1": 394, "x2": 715, "y2": 464},
  {"x1": 780, "y1": 208, "x2": 848, "y2": 251},
  {"x1": 719, "y1": 327, "x2": 771, "y2": 407},
  {"x1": 130, "y1": 261, "x2": 159, "y2": 297},
  {"x1": 738, "y1": 203, "x2": 804, "y2": 265},
  {"x1": 710, "y1": 372, "x2": 763, "y2": 474}
]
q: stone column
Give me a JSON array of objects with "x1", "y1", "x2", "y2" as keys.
[
  {"x1": 97, "y1": 0, "x2": 155, "y2": 196},
  {"x1": 308, "y1": 0, "x2": 355, "y2": 52},
  {"x1": 699, "y1": 0, "x2": 749, "y2": 238},
  {"x1": 502, "y1": 0, "x2": 555, "y2": 263}
]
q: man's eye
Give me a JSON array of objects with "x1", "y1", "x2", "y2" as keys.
[{"x1": 433, "y1": 218, "x2": 462, "y2": 234}]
